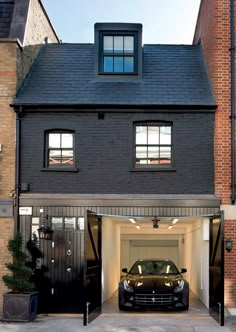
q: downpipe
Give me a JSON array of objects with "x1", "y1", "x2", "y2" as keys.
[
  {"x1": 230, "y1": 0, "x2": 235, "y2": 204},
  {"x1": 15, "y1": 107, "x2": 23, "y2": 232}
]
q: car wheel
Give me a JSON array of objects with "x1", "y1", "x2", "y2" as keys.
[
  {"x1": 182, "y1": 303, "x2": 189, "y2": 310},
  {"x1": 119, "y1": 303, "x2": 127, "y2": 311},
  {"x1": 118, "y1": 288, "x2": 127, "y2": 311}
]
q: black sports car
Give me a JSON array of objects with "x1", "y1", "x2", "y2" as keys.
[{"x1": 118, "y1": 259, "x2": 189, "y2": 310}]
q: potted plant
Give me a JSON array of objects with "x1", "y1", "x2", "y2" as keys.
[{"x1": 2, "y1": 232, "x2": 38, "y2": 322}]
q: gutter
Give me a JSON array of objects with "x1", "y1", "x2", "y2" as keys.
[
  {"x1": 10, "y1": 103, "x2": 217, "y2": 112},
  {"x1": 230, "y1": 0, "x2": 235, "y2": 204}
]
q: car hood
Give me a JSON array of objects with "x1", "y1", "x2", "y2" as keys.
[{"x1": 126, "y1": 274, "x2": 183, "y2": 292}]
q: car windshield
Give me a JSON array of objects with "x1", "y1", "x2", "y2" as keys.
[{"x1": 129, "y1": 260, "x2": 179, "y2": 275}]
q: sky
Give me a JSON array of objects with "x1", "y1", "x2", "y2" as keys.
[{"x1": 42, "y1": 0, "x2": 201, "y2": 45}]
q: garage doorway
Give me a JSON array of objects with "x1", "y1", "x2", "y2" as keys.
[{"x1": 100, "y1": 215, "x2": 216, "y2": 317}]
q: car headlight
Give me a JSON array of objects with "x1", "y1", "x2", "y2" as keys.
[
  {"x1": 174, "y1": 280, "x2": 184, "y2": 293},
  {"x1": 123, "y1": 279, "x2": 134, "y2": 293}
]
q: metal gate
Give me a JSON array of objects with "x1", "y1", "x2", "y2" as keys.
[
  {"x1": 83, "y1": 210, "x2": 102, "y2": 326},
  {"x1": 209, "y1": 212, "x2": 224, "y2": 326}
]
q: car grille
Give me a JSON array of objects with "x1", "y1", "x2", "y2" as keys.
[{"x1": 133, "y1": 293, "x2": 174, "y2": 306}]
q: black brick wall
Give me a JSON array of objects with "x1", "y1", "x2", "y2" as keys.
[{"x1": 20, "y1": 110, "x2": 214, "y2": 194}]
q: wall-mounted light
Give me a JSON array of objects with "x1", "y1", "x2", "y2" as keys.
[
  {"x1": 135, "y1": 225, "x2": 141, "y2": 230},
  {"x1": 172, "y1": 218, "x2": 179, "y2": 224},
  {"x1": 168, "y1": 225, "x2": 173, "y2": 229},
  {"x1": 152, "y1": 217, "x2": 159, "y2": 228},
  {"x1": 129, "y1": 218, "x2": 136, "y2": 224},
  {"x1": 38, "y1": 225, "x2": 53, "y2": 240},
  {"x1": 226, "y1": 238, "x2": 232, "y2": 252}
]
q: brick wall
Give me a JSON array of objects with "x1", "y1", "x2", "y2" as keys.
[
  {"x1": 0, "y1": 42, "x2": 16, "y2": 309},
  {"x1": 194, "y1": 0, "x2": 235, "y2": 309},
  {"x1": 225, "y1": 220, "x2": 236, "y2": 307},
  {"x1": 0, "y1": 42, "x2": 17, "y2": 199},
  {"x1": 194, "y1": 0, "x2": 231, "y2": 205},
  {"x1": 19, "y1": 111, "x2": 214, "y2": 195},
  {"x1": 0, "y1": 0, "x2": 59, "y2": 313},
  {"x1": 24, "y1": 0, "x2": 59, "y2": 46},
  {"x1": 0, "y1": 219, "x2": 14, "y2": 310}
]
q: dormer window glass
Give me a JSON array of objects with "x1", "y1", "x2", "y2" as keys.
[{"x1": 100, "y1": 33, "x2": 138, "y2": 74}]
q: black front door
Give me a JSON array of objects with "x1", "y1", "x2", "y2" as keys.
[
  {"x1": 83, "y1": 210, "x2": 102, "y2": 326},
  {"x1": 35, "y1": 225, "x2": 84, "y2": 313},
  {"x1": 209, "y1": 212, "x2": 224, "y2": 326}
]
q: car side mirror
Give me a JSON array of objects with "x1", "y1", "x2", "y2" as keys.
[
  {"x1": 122, "y1": 268, "x2": 128, "y2": 273},
  {"x1": 181, "y1": 268, "x2": 187, "y2": 273}
]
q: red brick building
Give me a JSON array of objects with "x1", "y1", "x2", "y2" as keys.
[
  {"x1": 0, "y1": 0, "x2": 59, "y2": 310},
  {"x1": 194, "y1": 0, "x2": 236, "y2": 316}
]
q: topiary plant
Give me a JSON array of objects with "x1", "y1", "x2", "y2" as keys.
[{"x1": 2, "y1": 232, "x2": 34, "y2": 293}]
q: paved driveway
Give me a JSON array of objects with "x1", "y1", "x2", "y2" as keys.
[{"x1": 0, "y1": 292, "x2": 235, "y2": 332}]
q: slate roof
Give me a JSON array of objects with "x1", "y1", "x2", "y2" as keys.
[
  {"x1": 0, "y1": 0, "x2": 15, "y2": 38},
  {"x1": 14, "y1": 43, "x2": 215, "y2": 107}
]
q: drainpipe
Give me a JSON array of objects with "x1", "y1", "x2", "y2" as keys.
[
  {"x1": 230, "y1": 0, "x2": 235, "y2": 204},
  {"x1": 15, "y1": 106, "x2": 22, "y2": 232}
]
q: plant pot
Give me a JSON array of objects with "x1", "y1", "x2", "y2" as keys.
[{"x1": 2, "y1": 291, "x2": 38, "y2": 322}]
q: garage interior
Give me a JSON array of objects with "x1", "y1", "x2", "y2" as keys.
[{"x1": 101, "y1": 215, "x2": 210, "y2": 310}]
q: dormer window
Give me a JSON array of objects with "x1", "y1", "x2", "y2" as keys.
[
  {"x1": 102, "y1": 34, "x2": 137, "y2": 73},
  {"x1": 95, "y1": 23, "x2": 142, "y2": 77}
]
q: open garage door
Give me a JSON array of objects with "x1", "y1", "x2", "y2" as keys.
[
  {"x1": 209, "y1": 213, "x2": 224, "y2": 326},
  {"x1": 83, "y1": 210, "x2": 102, "y2": 326}
]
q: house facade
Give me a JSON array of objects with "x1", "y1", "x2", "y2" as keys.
[
  {"x1": 0, "y1": 0, "x2": 59, "y2": 310},
  {"x1": 12, "y1": 22, "x2": 223, "y2": 323},
  {"x1": 194, "y1": 0, "x2": 236, "y2": 318}
]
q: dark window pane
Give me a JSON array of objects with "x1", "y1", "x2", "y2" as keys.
[
  {"x1": 104, "y1": 56, "x2": 113, "y2": 72},
  {"x1": 124, "y1": 36, "x2": 134, "y2": 53},
  {"x1": 103, "y1": 36, "x2": 113, "y2": 53},
  {"x1": 124, "y1": 57, "x2": 134, "y2": 72},
  {"x1": 65, "y1": 217, "x2": 76, "y2": 230},
  {"x1": 114, "y1": 56, "x2": 123, "y2": 72},
  {"x1": 52, "y1": 217, "x2": 63, "y2": 230},
  {"x1": 114, "y1": 36, "x2": 123, "y2": 53}
]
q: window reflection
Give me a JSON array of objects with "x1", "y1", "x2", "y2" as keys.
[
  {"x1": 103, "y1": 36, "x2": 113, "y2": 53},
  {"x1": 47, "y1": 132, "x2": 74, "y2": 167},
  {"x1": 124, "y1": 57, "x2": 134, "y2": 72},
  {"x1": 114, "y1": 57, "x2": 123, "y2": 72},
  {"x1": 124, "y1": 36, "x2": 134, "y2": 53},
  {"x1": 114, "y1": 36, "x2": 123, "y2": 53},
  {"x1": 104, "y1": 56, "x2": 113, "y2": 72},
  {"x1": 135, "y1": 124, "x2": 172, "y2": 167},
  {"x1": 102, "y1": 35, "x2": 135, "y2": 73}
]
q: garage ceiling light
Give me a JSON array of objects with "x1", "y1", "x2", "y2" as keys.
[
  {"x1": 129, "y1": 218, "x2": 136, "y2": 224},
  {"x1": 172, "y1": 218, "x2": 179, "y2": 224}
]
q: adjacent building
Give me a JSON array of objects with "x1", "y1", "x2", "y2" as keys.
[
  {"x1": 0, "y1": 0, "x2": 59, "y2": 310},
  {"x1": 194, "y1": 0, "x2": 236, "y2": 319}
]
